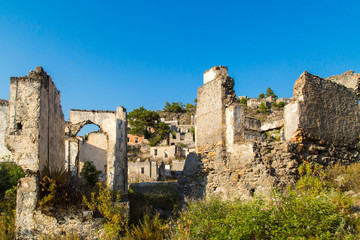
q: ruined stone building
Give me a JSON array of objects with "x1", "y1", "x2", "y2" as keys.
[
  {"x1": 1, "y1": 65, "x2": 360, "y2": 238},
  {"x1": 180, "y1": 66, "x2": 360, "y2": 199},
  {"x1": 2, "y1": 67, "x2": 128, "y2": 239}
]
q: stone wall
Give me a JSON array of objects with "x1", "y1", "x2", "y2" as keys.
[
  {"x1": 66, "y1": 108, "x2": 128, "y2": 193},
  {"x1": 196, "y1": 66, "x2": 236, "y2": 149},
  {"x1": 6, "y1": 67, "x2": 65, "y2": 172},
  {"x1": 0, "y1": 100, "x2": 12, "y2": 160},
  {"x1": 180, "y1": 66, "x2": 360, "y2": 200},
  {"x1": 326, "y1": 70, "x2": 360, "y2": 95},
  {"x1": 284, "y1": 71, "x2": 360, "y2": 145},
  {"x1": 5, "y1": 67, "x2": 66, "y2": 239}
]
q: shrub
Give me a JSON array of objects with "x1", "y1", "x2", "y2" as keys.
[
  {"x1": 83, "y1": 183, "x2": 128, "y2": 239},
  {"x1": 239, "y1": 97, "x2": 247, "y2": 105},
  {"x1": 171, "y1": 130, "x2": 177, "y2": 139},
  {"x1": 0, "y1": 161, "x2": 25, "y2": 198},
  {"x1": 126, "y1": 213, "x2": 171, "y2": 240},
  {"x1": 80, "y1": 161, "x2": 101, "y2": 187},
  {"x1": 190, "y1": 126, "x2": 195, "y2": 141},
  {"x1": 0, "y1": 210, "x2": 15, "y2": 240},
  {"x1": 0, "y1": 161, "x2": 22, "y2": 240},
  {"x1": 0, "y1": 186, "x2": 17, "y2": 239},
  {"x1": 277, "y1": 101, "x2": 285, "y2": 108},
  {"x1": 39, "y1": 165, "x2": 68, "y2": 208},
  {"x1": 257, "y1": 102, "x2": 269, "y2": 113},
  {"x1": 173, "y1": 163, "x2": 360, "y2": 239}
]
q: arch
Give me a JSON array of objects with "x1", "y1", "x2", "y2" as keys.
[
  {"x1": 75, "y1": 123, "x2": 109, "y2": 182},
  {"x1": 65, "y1": 107, "x2": 128, "y2": 193}
]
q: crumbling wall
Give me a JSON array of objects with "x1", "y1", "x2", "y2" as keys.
[
  {"x1": 66, "y1": 108, "x2": 127, "y2": 193},
  {"x1": 6, "y1": 67, "x2": 65, "y2": 172},
  {"x1": 5, "y1": 67, "x2": 65, "y2": 239},
  {"x1": 285, "y1": 72, "x2": 360, "y2": 145},
  {"x1": 196, "y1": 66, "x2": 236, "y2": 149},
  {"x1": 181, "y1": 66, "x2": 360, "y2": 200},
  {"x1": 326, "y1": 70, "x2": 360, "y2": 95},
  {"x1": 0, "y1": 100, "x2": 12, "y2": 160}
]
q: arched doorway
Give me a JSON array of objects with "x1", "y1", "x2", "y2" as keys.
[{"x1": 77, "y1": 124, "x2": 108, "y2": 182}]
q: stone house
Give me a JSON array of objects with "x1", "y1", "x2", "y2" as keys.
[{"x1": 128, "y1": 159, "x2": 161, "y2": 182}]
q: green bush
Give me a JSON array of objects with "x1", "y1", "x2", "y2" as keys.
[
  {"x1": 173, "y1": 163, "x2": 360, "y2": 239},
  {"x1": 239, "y1": 97, "x2": 247, "y2": 105},
  {"x1": 0, "y1": 160, "x2": 25, "y2": 198},
  {"x1": 257, "y1": 102, "x2": 269, "y2": 113},
  {"x1": 190, "y1": 126, "x2": 195, "y2": 141},
  {"x1": 0, "y1": 160, "x2": 22, "y2": 240},
  {"x1": 80, "y1": 161, "x2": 101, "y2": 187},
  {"x1": 0, "y1": 210, "x2": 15, "y2": 240}
]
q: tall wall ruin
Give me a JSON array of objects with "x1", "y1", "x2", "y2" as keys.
[
  {"x1": 5, "y1": 67, "x2": 66, "y2": 238},
  {"x1": 180, "y1": 66, "x2": 360, "y2": 200},
  {"x1": 65, "y1": 108, "x2": 128, "y2": 193},
  {"x1": 6, "y1": 67, "x2": 65, "y2": 172}
]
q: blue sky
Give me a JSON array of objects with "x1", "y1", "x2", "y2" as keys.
[{"x1": 0, "y1": 0, "x2": 359, "y2": 120}]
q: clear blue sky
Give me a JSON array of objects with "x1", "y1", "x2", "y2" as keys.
[{"x1": 1, "y1": 0, "x2": 359, "y2": 120}]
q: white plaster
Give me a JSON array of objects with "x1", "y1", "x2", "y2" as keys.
[
  {"x1": 284, "y1": 102, "x2": 300, "y2": 140},
  {"x1": 203, "y1": 66, "x2": 228, "y2": 84}
]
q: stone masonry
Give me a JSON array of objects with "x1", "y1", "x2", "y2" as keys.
[
  {"x1": 65, "y1": 108, "x2": 128, "y2": 193},
  {"x1": 3, "y1": 68, "x2": 128, "y2": 239},
  {"x1": 5, "y1": 67, "x2": 66, "y2": 239},
  {"x1": 180, "y1": 67, "x2": 360, "y2": 200}
]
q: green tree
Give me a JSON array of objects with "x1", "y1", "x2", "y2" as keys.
[
  {"x1": 265, "y1": 87, "x2": 278, "y2": 99},
  {"x1": 128, "y1": 107, "x2": 170, "y2": 146},
  {"x1": 258, "y1": 93, "x2": 265, "y2": 99},
  {"x1": 185, "y1": 103, "x2": 194, "y2": 109},
  {"x1": 163, "y1": 102, "x2": 184, "y2": 113}
]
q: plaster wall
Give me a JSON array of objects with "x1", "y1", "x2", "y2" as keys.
[
  {"x1": 0, "y1": 102, "x2": 12, "y2": 160},
  {"x1": 79, "y1": 132, "x2": 107, "y2": 179}
]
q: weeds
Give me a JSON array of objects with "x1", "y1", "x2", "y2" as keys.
[
  {"x1": 126, "y1": 213, "x2": 171, "y2": 240},
  {"x1": 83, "y1": 183, "x2": 128, "y2": 239}
]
